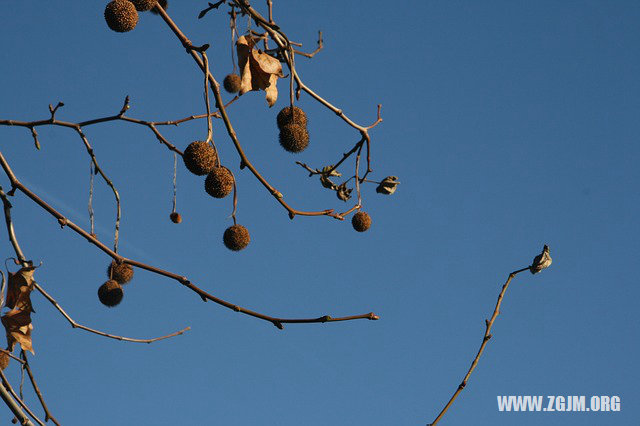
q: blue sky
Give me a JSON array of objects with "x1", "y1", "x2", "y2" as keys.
[{"x1": 0, "y1": 1, "x2": 639, "y2": 425}]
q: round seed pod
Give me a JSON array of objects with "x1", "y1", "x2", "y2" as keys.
[
  {"x1": 170, "y1": 212, "x2": 182, "y2": 223},
  {"x1": 277, "y1": 106, "x2": 307, "y2": 130},
  {"x1": 205, "y1": 167, "x2": 234, "y2": 198},
  {"x1": 223, "y1": 74, "x2": 242, "y2": 94},
  {"x1": 279, "y1": 124, "x2": 309, "y2": 153},
  {"x1": 351, "y1": 211, "x2": 372, "y2": 232},
  {"x1": 107, "y1": 261, "x2": 134, "y2": 284},
  {"x1": 183, "y1": 141, "x2": 218, "y2": 176},
  {"x1": 223, "y1": 224, "x2": 250, "y2": 251},
  {"x1": 98, "y1": 280, "x2": 124, "y2": 307},
  {"x1": 130, "y1": 0, "x2": 157, "y2": 11},
  {"x1": 104, "y1": 0, "x2": 139, "y2": 33},
  {"x1": 150, "y1": 0, "x2": 168, "y2": 14}
]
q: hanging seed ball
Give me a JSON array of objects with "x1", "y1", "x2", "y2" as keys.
[
  {"x1": 279, "y1": 124, "x2": 309, "y2": 153},
  {"x1": 223, "y1": 224, "x2": 250, "y2": 251},
  {"x1": 104, "y1": 0, "x2": 139, "y2": 33},
  {"x1": 130, "y1": 0, "x2": 157, "y2": 11},
  {"x1": 205, "y1": 167, "x2": 234, "y2": 198},
  {"x1": 107, "y1": 261, "x2": 134, "y2": 284},
  {"x1": 150, "y1": 0, "x2": 168, "y2": 14},
  {"x1": 223, "y1": 74, "x2": 242, "y2": 94},
  {"x1": 352, "y1": 211, "x2": 372, "y2": 232},
  {"x1": 277, "y1": 106, "x2": 308, "y2": 130},
  {"x1": 183, "y1": 141, "x2": 218, "y2": 176},
  {"x1": 170, "y1": 212, "x2": 182, "y2": 223},
  {"x1": 98, "y1": 280, "x2": 124, "y2": 307}
]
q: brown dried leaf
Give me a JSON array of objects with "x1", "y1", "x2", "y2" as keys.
[
  {"x1": 5, "y1": 265, "x2": 37, "y2": 313},
  {"x1": 320, "y1": 174, "x2": 338, "y2": 190},
  {"x1": 0, "y1": 351, "x2": 9, "y2": 370},
  {"x1": 336, "y1": 183, "x2": 353, "y2": 202},
  {"x1": 319, "y1": 166, "x2": 340, "y2": 190},
  {"x1": 236, "y1": 35, "x2": 284, "y2": 107},
  {"x1": 2, "y1": 309, "x2": 34, "y2": 354}
]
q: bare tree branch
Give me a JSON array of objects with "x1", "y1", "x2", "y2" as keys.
[
  {"x1": 0, "y1": 369, "x2": 43, "y2": 426},
  {"x1": 0, "y1": 186, "x2": 191, "y2": 344},
  {"x1": 428, "y1": 265, "x2": 534, "y2": 425},
  {"x1": 0, "y1": 150, "x2": 379, "y2": 329},
  {"x1": 20, "y1": 352, "x2": 60, "y2": 426}
]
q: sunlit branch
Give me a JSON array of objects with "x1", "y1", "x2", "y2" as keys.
[
  {"x1": 20, "y1": 352, "x2": 60, "y2": 426},
  {"x1": 428, "y1": 266, "x2": 531, "y2": 425},
  {"x1": 0, "y1": 150, "x2": 378, "y2": 329},
  {"x1": 0, "y1": 369, "x2": 44, "y2": 426},
  {"x1": 153, "y1": 5, "x2": 353, "y2": 220},
  {"x1": 0, "y1": 186, "x2": 190, "y2": 345}
]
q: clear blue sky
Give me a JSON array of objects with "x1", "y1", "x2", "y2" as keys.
[{"x1": 1, "y1": 1, "x2": 639, "y2": 425}]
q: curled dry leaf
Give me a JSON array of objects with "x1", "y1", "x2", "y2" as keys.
[
  {"x1": 2, "y1": 309, "x2": 34, "y2": 354},
  {"x1": 320, "y1": 174, "x2": 338, "y2": 190},
  {"x1": 336, "y1": 182, "x2": 353, "y2": 202},
  {"x1": 319, "y1": 165, "x2": 340, "y2": 190},
  {"x1": 236, "y1": 35, "x2": 285, "y2": 107},
  {"x1": 530, "y1": 245, "x2": 552, "y2": 274},
  {"x1": 376, "y1": 176, "x2": 400, "y2": 195},
  {"x1": 6, "y1": 265, "x2": 37, "y2": 313}
]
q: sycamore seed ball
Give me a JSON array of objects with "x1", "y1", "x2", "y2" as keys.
[
  {"x1": 279, "y1": 124, "x2": 309, "y2": 153},
  {"x1": 205, "y1": 167, "x2": 234, "y2": 198},
  {"x1": 107, "y1": 261, "x2": 134, "y2": 284},
  {"x1": 223, "y1": 74, "x2": 242, "y2": 94},
  {"x1": 183, "y1": 141, "x2": 218, "y2": 176},
  {"x1": 130, "y1": 0, "x2": 157, "y2": 11},
  {"x1": 223, "y1": 224, "x2": 250, "y2": 251},
  {"x1": 170, "y1": 212, "x2": 182, "y2": 223},
  {"x1": 98, "y1": 280, "x2": 124, "y2": 307},
  {"x1": 277, "y1": 106, "x2": 308, "y2": 130},
  {"x1": 352, "y1": 211, "x2": 372, "y2": 232},
  {"x1": 104, "y1": 0, "x2": 139, "y2": 33}
]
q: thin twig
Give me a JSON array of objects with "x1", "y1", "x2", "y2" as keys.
[
  {"x1": 34, "y1": 282, "x2": 191, "y2": 344},
  {"x1": 202, "y1": 52, "x2": 214, "y2": 146},
  {"x1": 0, "y1": 369, "x2": 44, "y2": 426},
  {"x1": 88, "y1": 161, "x2": 95, "y2": 236},
  {"x1": 20, "y1": 352, "x2": 60, "y2": 426},
  {"x1": 19, "y1": 364, "x2": 25, "y2": 400},
  {"x1": 0, "y1": 184, "x2": 191, "y2": 344},
  {"x1": 428, "y1": 266, "x2": 530, "y2": 425},
  {"x1": 153, "y1": 5, "x2": 348, "y2": 221},
  {"x1": 0, "y1": 349, "x2": 25, "y2": 366},
  {"x1": 172, "y1": 152, "x2": 178, "y2": 214},
  {"x1": 0, "y1": 96, "x2": 241, "y2": 157},
  {"x1": 73, "y1": 127, "x2": 121, "y2": 253},
  {"x1": 293, "y1": 31, "x2": 323, "y2": 58},
  {"x1": 267, "y1": 0, "x2": 273, "y2": 24}
]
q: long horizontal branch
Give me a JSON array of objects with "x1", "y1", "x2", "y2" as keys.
[
  {"x1": 0, "y1": 186, "x2": 191, "y2": 344},
  {"x1": 0, "y1": 149, "x2": 378, "y2": 329},
  {"x1": 34, "y1": 282, "x2": 191, "y2": 344}
]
